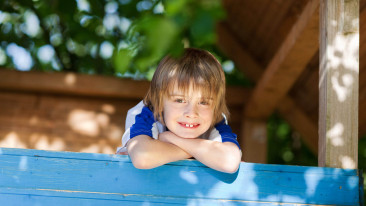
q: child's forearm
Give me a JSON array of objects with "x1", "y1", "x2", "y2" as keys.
[
  {"x1": 184, "y1": 141, "x2": 241, "y2": 173},
  {"x1": 126, "y1": 135, "x2": 192, "y2": 169},
  {"x1": 161, "y1": 133, "x2": 241, "y2": 173}
]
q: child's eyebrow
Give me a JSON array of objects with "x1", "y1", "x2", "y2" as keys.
[
  {"x1": 203, "y1": 97, "x2": 214, "y2": 100},
  {"x1": 169, "y1": 93, "x2": 185, "y2": 96},
  {"x1": 169, "y1": 93, "x2": 213, "y2": 100}
]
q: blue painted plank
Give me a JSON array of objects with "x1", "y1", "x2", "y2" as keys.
[
  {"x1": 0, "y1": 147, "x2": 359, "y2": 176},
  {"x1": 0, "y1": 148, "x2": 361, "y2": 205},
  {"x1": 0, "y1": 147, "x2": 358, "y2": 176},
  {"x1": 0, "y1": 188, "x2": 303, "y2": 206}
]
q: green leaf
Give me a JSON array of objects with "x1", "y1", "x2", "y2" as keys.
[
  {"x1": 113, "y1": 48, "x2": 133, "y2": 74},
  {"x1": 164, "y1": 0, "x2": 188, "y2": 16},
  {"x1": 191, "y1": 10, "x2": 215, "y2": 46},
  {"x1": 133, "y1": 16, "x2": 179, "y2": 71}
]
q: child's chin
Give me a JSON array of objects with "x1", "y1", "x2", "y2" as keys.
[
  {"x1": 173, "y1": 129, "x2": 205, "y2": 139},
  {"x1": 176, "y1": 133, "x2": 200, "y2": 139},
  {"x1": 181, "y1": 136, "x2": 198, "y2": 139}
]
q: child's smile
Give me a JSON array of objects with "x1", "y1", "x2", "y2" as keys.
[
  {"x1": 163, "y1": 84, "x2": 214, "y2": 139},
  {"x1": 178, "y1": 122, "x2": 200, "y2": 128}
]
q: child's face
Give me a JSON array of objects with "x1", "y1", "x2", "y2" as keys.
[{"x1": 163, "y1": 83, "x2": 214, "y2": 139}]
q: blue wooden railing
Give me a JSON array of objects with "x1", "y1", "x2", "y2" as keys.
[{"x1": 0, "y1": 148, "x2": 363, "y2": 205}]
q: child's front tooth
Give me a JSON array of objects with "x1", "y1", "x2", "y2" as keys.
[
  {"x1": 190, "y1": 125, "x2": 193, "y2": 127},
  {"x1": 186, "y1": 124, "x2": 189, "y2": 127}
]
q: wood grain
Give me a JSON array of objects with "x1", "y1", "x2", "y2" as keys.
[{"x1": 319, "y1": 0, "x2": 359, "y2": 169}]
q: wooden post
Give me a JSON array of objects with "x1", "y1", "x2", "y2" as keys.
[
  {"x1": 241, "y1": 118, "x2": 267, "y2": 163},
  {"x1": 319, "y1": 0, "x2": 359, "y2": 169}
]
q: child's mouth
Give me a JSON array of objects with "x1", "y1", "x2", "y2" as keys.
[{"x1": 179, "y1": 123, "x2": 200, "y2": 128}]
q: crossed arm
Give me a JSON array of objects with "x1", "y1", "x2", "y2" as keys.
[{"x1": 126, "y1": 131, "x2": 242, "y2": 173}]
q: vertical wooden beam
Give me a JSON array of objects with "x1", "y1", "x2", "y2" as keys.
[
  {"x1": 241, "y1": 118, "x2": 267, "y2": 163},
  {"x1": 319, "y1": 0, "x2": 359, "y2": 169}
]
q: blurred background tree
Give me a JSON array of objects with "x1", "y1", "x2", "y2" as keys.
[
  {"x1": 0, "y1": 0, "x2": 229, "y2": 80},
  {"x1": 1, "y1": 0, "x2": 365, "y2": 180}
]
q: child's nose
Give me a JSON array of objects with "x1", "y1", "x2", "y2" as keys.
[{"x1": 184, "y1": 103, "x2": 198, "y2": 118}]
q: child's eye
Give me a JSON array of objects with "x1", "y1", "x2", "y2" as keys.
[
  {"x1": 174, "y1": 98, "x2": 185, "y2": 103},
  {"x1": 199, "y1": 101, "x2": 210, "y2": 106}
]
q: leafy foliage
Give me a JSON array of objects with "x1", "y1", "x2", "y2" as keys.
[
  {"x1": 0, "y1": 0, "x2": 224, "y2": 78},
  {"x1": 267, "y1": 114, "x2": 317, "y2": 166}
]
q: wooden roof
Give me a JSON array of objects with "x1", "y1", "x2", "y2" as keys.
[{"x1": 217, "y1": 0, "x2": 365, "y2": 153}]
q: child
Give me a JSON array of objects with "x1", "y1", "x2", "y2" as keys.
[{"x1": 116, "y1": 48, "x2": 242, "y2": 173}]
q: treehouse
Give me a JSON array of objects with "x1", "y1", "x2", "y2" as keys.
[{"x1": 0, "y1": 0, "x2": 364, "y2": 205}]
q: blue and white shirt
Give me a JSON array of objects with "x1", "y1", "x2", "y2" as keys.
[{"x1": 116, "y1": 101, "x2": 240, "y2": 154}]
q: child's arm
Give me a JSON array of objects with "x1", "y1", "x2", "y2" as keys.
[
  {"x1": 159, "y1": 131, "x2": 241, "y2": 173},
  {"x1": 122, "y1": 103, "x2": 191, "y2": 168},
  {"x1": 126, "y1": 134, "x2": 192, "y2": 169}
]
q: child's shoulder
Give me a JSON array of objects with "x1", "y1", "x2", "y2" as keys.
[
  {"x1": 126, "y1": 101, "x2": 155, "y2": 122},
  {"x1": 128, "y1": 101, "x2": 151, "y2": 113}
]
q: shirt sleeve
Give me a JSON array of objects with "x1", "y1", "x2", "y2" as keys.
[
  {"x1": 212, "y1": 119, "x2": 241, "y2": 149},
  {"x1": 130, "y1": 106, "x2": 156, "y2": 138},
  {"x1": 120, "y1": 101, "x2": 157, "y2": 150}
]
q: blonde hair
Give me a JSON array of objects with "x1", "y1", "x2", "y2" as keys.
[{"x1": 144, "y1": 48, "x2": 229, "y2": 126}]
